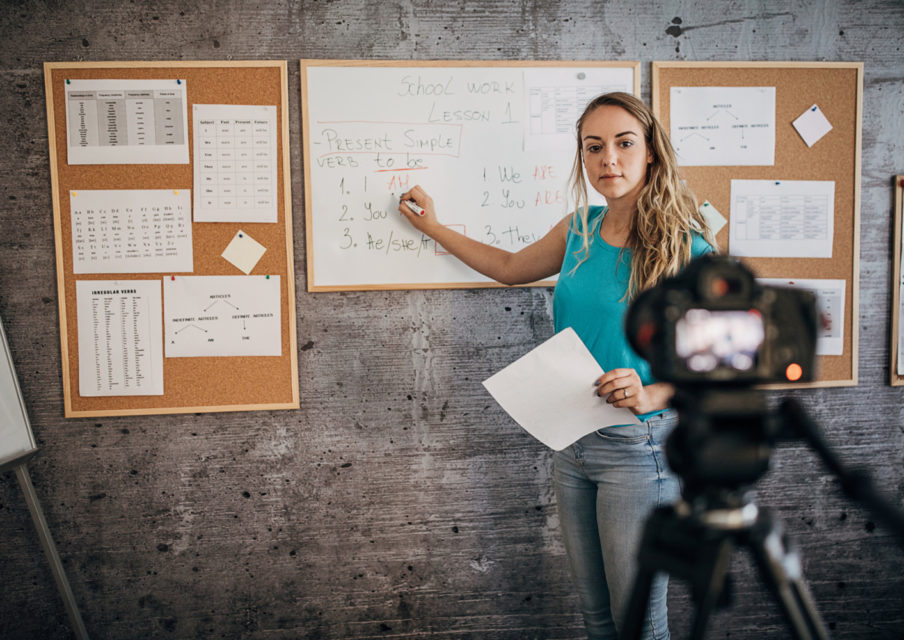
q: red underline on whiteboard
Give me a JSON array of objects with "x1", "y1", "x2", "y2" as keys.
[{"x1": 373, "y1": 167, "x2": 430, "y2": 172}]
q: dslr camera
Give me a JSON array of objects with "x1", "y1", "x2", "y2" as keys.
[
  {"x1": 625, "y1": 254, "x2": 821, "y2": 493},
  {"x1": 626, "y1": 254, "x2": 819, "y2": 387}
]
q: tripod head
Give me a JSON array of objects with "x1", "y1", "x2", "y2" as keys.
[{"x1": 666, "y1": 387, "x2": 776, "y2": 510}]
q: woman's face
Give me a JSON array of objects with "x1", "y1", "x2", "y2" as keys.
[{"x1": 580, "y1": 104, "x2": 653, "y2": 207}]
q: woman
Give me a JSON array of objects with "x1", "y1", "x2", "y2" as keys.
[{"x1": 399, "y1": 92, "x2": 714, "y2": 640}]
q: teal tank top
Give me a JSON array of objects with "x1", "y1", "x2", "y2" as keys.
[{"x1": 552, "y1": 205, "x2": 713, "y2": 421}]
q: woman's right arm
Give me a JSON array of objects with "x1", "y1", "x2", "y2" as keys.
[{"x1": 398, "y1": 185, "x2": 570, "y2": 286}]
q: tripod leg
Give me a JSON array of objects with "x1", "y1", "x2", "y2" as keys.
[
  {"x1": 622, "y1": 505, "x2": 736, "y2": 640},
  {"x1": 747, "y1": 511, "x2": 830, "y2": 640},
  {"x1": 621, "y1": 563, "x2": 656, "y2": 640},
  {"x1": 688, "y1": 537, "x2": 734, "y2": 640}
]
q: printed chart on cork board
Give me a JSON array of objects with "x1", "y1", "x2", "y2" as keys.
[
  {"x1": 652, "y1": 61, "x2": 862, "y2": 387},
  {"x1": 892, "y1": 176, "x2": 904, "y2": 387},
  {"x1": 300, "y1": 59, "x2": 640, "y2": 291},
  {"x1": 44, "y1": 61, "x2": 298, "y2": 417}
]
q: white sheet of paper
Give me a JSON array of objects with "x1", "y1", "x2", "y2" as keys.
[
  {"x1": 729, "y1": 179, "x2": 835, "y2": 258},
  {"x1": 523, "y1": 68, "x2": 635, "y2": 151},
  {"x1": 899, "y1": 271, "x2": 904, "y2": 375},
  {"x1": 792, "y1": 104, "x2": 833, "y2": 147},
  {"x1": 899, "y1": 226, "x2": 904, "y2": 375},
  {"x1": 164, "y1": 275, "x2": 281, "y2": 357},
  {"x1": 193, "y1": 104, "x2": 278, "y2": 223},
  {"x1": 670, "y1": 86, "x2": 775, "y2": 166},
  {"x1": 65, "y1": 79, "x2": 189, "y2": 165},
  {"x1": 76, "y1": 279, "x2": 164, "y2": 396},
  {"x1": 759, "y1": 278, "x2": 845, "y2": 356},
  {"x1": 70, "y1": 189, "x2": 192, "y2": 274},
  {"x1": 482, "y1": 328, "x2": 640, "y2": 451},
  {"x1": 699, "y1": 200, "x2": 728, "y2": 235},
  {"x1": 221, "y1": 230, "x2": 266, "y2": 274}
]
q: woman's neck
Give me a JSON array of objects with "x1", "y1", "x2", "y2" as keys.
[{"x1": 600, "y1": 201, "x2": 635, "y2": 247}]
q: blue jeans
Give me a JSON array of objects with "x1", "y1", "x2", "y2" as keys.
[{"x1": 553, "y1": 411, "x2": 679, "y2": 640}]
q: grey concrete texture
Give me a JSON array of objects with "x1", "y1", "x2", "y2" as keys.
[{"x1": 0, "y1": 0, "x2": 902, "y2": 638}]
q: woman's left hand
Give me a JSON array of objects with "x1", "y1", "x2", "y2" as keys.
[{"x1": 593, "y1": 369, "x2": 674, "y2": 415}]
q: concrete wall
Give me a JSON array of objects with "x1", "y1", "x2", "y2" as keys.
[{"x1": 0, "y1": 1, "x2": 902, "y2": 638}]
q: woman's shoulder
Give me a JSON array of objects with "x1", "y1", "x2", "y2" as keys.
[
  {"x1": 689, "y1": 228, "x2": 714, "y2": 257},
  {"x1": 567, "y1": 205, "x2": 607, "y2": 235}
]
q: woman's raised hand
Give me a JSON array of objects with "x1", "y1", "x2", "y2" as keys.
[{"x1": 398, "y1": 185, "x2": 439, "y2": 233}]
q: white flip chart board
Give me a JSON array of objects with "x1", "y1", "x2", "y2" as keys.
[
  {"x1": 0, "y1": 317, "x2": 37, "y2": 471},
  {"x1": 301, "y1": 60, "x2": 640, "y2": 291}
]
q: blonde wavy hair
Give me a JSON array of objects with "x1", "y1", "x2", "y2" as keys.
[{"x1": 567, "y1": 92, "x2": 716, "y2": 300}]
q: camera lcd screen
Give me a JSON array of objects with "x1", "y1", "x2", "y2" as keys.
[{"x1": 675, "y1": 309, "x2": 765, "y2": 373}]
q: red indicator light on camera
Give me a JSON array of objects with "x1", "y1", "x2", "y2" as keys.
[{"x1": 785, "y1": 363, "x2": 803, "y2": 381}]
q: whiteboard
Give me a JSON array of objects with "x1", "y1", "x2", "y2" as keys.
[
  {"x1": 301, "y1": 60, "x2": 639, "y2": 291},
  {"x1": 0, "y1": 316, "x2": 37, "y2": 471}
]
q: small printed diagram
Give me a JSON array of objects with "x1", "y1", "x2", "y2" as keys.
[
  {"x1": 670, "y1": 86, "x2": 776, "y2": 166},
  {"x1": 164, "y1": 275, "x2": 281, "y2": 357}
]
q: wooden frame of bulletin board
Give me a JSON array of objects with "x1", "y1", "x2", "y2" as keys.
[
  {"x1": 891, "y1": 176, "x2": 904, "y2": 386},
  {"x1": 44, "y1": 61, "x2": 298, "y2": 417},
  {"x1": 652, "y1": 61, "x2": 863, "y2": 388}
]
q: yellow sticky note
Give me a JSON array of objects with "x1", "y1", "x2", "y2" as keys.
[{"x1": 221, "y1": 230, "x2": 266, "y2": 274}]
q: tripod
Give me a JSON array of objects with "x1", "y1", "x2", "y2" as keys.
[
  {"x1": 621, "y1": 494, "x2": 828, "y2": 640},
  {"x1": 621, "y1": 391, "x2": 904, "y2": 640}
]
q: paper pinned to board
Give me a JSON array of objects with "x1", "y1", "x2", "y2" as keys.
[
  {"x1": 792, "y1": 104, "x2": 833, "y2": 147},
  {"x1": 482, "y1": 328, "x2": 640, "y2": 451},
  {"x1": 222, "y1": 229, "x2": 266, "y2": 274},
  {"x1": 699, "y1": 200, "x2": 728, "y2": 235}
]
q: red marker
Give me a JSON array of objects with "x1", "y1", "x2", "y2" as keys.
[{"x1": 402, "y1": 198, "x2": 424, "y2": 216}]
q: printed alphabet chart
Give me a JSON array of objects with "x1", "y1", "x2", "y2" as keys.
[{"x1": 70, "y1": 189, "x2": 193, "y2": 274}]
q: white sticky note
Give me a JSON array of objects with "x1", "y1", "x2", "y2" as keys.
[
  {"x1": 482, "y1": 328, "x2": 639, "y2": 451},
  {"x1": 221, "y1": 230, "x2": 266, "y2": 274},
  {"x1": 699, "y1": 200, "x2": 728, "y2": 235},
  {"x1": 792, "y1": 104, "x2": 833, "y2": 147}
]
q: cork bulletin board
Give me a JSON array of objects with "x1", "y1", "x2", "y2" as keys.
[
  {"x1": 44, "y1": 61, "x2": 298, "y2": 417},
  {"x1": 652, "y1": 61, "x2": 863, "y2": 387},
  {"x1": 892, "y1": 176, "x2": 904, "y2": 387}
]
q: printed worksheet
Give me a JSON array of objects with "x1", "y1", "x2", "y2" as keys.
[
  {"x1": 76, "y1": 280, "x2": 164, "y2": 396},
  {"x1": 670, "y1": 86, "x2": 775, "y2": 166},
  {"x1": 192, "y1": 104, "x2": 278, "y2": 223},
  {"x1": 729, "y1": 179, "x2": 835, "y2": 258},
  {"x1": 759, "y1": 278, "x2": 845, "y2": 356},
  {"x1": 899, "y1": 227, "x2": 904, "y2": 375},
  {"x1": 70, "y1": 189, "x2": 192, "y2": 274},
  {"x1": 163, "y1": 275, "x2": 281, "y2": 357},
  {"x1": 523, "y1": 67, "x2": 635, "y2": 151},
  {"x1": 65, "y1": 79, "x2": 189, "y2": 164},
  {"x1": 899, "y1": 279, "x2": 904, "y2": 375}
]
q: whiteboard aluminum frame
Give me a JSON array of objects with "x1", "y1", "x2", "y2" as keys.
[{"x1": 0, "y1": 317, "x2": 38, "y2": 472}]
